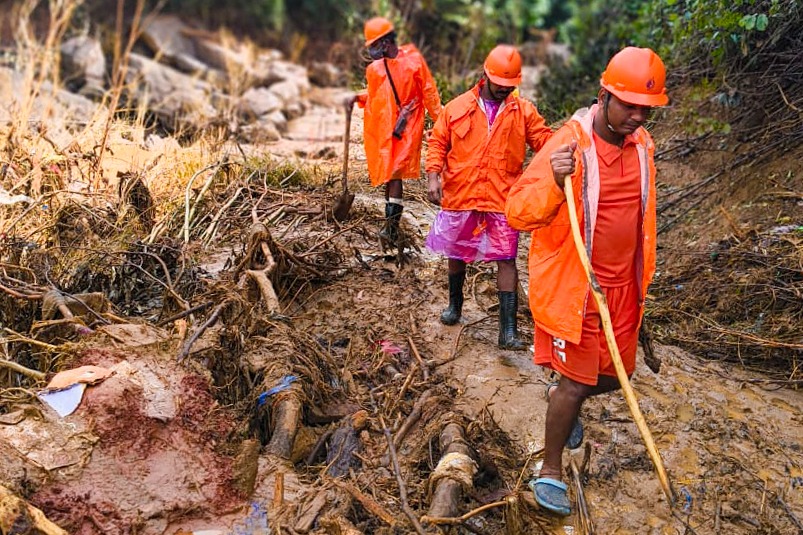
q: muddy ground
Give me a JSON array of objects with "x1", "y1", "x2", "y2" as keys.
[{"x1": 1, "y1": 89, "x2": 802, "y2": 535}]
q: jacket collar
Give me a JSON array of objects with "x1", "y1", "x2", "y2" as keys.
[
  {"x1": 473, "y1": 80, "x2": 517, "y2": 108},
  {"x1": 572, "y1": 104, "x2": 646, "y2": 147}
]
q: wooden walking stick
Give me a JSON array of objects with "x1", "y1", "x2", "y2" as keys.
[{"x1": 563, "y1": 177, "x2": 675, "y2": 506}]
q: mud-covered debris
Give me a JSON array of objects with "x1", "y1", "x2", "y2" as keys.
[
  {"x1": 325, "y1": 410, "x2": 368, "y2": 477},
  {"x1": 0, "y1": 483, "x2": 68, "y2": 535}
]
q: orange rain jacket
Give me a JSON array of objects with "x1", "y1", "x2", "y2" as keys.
[
  {"x1": 425, "y1": 82, "x2": 551, "y2": 212},
  {"x1": 505, "y1": 104, "x2": 658, "y2": 344},
  {"x1": 356, "y1": 44, "x2": 441, "y2": 187}
]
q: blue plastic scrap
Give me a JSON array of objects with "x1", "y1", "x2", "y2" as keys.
[
  {"x1": 257, "y1": 375, "x2": 298, "y2": 406},
  {"x1": 231, "y1": 501, "x2": 270, "y2": 535},
  {"x1": 680, "y1": 486, "x2": 693, "y2": 514}
]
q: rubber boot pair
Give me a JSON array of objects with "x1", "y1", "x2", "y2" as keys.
[
  {"x1": 440, "y1": 271, "x2": 465, "y2": 325},
  {"x1": 498, "y1": 291, "x2": 525, "y2": 351},
  {"x1": 379, "y1": 202, "x2": 403, "y2": 246}
]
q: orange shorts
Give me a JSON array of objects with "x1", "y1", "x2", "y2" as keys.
[{"x1": 534, "y1": 282, "x2": 641, "y2": 386}]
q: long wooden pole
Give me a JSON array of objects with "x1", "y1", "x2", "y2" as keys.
[{"x1": 563, "y1": 178, "x2": 675, "y2": 506}]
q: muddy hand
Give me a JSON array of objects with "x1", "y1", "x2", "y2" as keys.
[
  {"x1": 550, "y1": 140, "x2": 577, "y2": 189},
  {"x1": 427, "y1": 172, "x2": 442, "y2": 205}
]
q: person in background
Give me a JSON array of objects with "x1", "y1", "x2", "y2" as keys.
[
  {"x1": 350, "y1": 17, "x2": 441, "y2": 247},
  {"x1": 425, "y1": 45, "x2": 552, "y2": 349},
  {"x1": 505, "y1": 47, "x2": 669, "y2": 516}
]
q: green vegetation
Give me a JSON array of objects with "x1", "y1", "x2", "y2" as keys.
[{"x1": 83, "y1": 0, "x2": 799, "y2": 134}]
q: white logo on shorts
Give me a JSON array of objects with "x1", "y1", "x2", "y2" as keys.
[{"x1": 553, "y1": 337, "x2": 566, "y2": 363}]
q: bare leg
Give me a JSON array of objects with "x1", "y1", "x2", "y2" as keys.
[
  {"x1": 496, "y1": 258, "x2": 517, "y2": 292},
  {"x1": 448, "y1": 258, "x2": 466, "y2": 275},
  {"x1": 540, "y1": 375, "x2": 621, "y2": 480},
  {"x1": 385, "y1": 179, "x2": 402, "y2": 200}
]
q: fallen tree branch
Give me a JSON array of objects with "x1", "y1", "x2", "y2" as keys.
[
  {"x1": 381, "y1": 389, "x2": 436, "y2": 468},
  {"x1": 436, "y1": 316, "x2": 491, "y2": 368},
  {"x1": 246, "y1": 269, "x2": 280, "y2": 314},
  {"x1": 570, "y1": 455, "x2": 595, "y2": 535},
  {"x1": 183, "y1": 159, "x2": 230, "y2": 243},
  {"x1": 407, "y1": 336, "x2": 430, "y2": 380},
  {"x1": 0, "y1": 358, "x2": 46, "y2": 381},
  {"x1": 421, "y1": 500, "x2": 507, "y2": 528},
  {"x1": 0, "y1": 280, "x2": 43, "y2": 300},
  {"x1": 156, "y1": 301, "x2": 214, "y2": 326},
  {"x1": 3, "y1": 328, "x2": 58, "y2": 351},
  {"x1": 176, "y1": 299, "x2": 231, "y2": 361},
  {"x1": 379, "y1": 414, "x2": 427, "y2": 535},
  {"x1": 329, "y1": 479, "x2": 397, "y2": 528}
]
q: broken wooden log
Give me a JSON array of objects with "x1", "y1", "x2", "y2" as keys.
[
  {"x1": 319, "y1": 514, "x2": 364, "y2": 535},
  {"x1": 329, "y1": 479, "x2": 397, "y2": 528},
  {"x1": 0, "y1": 483, "x2": 68, "y2": 535},
  {"x1": 265, "y1": 382, "x2": 304, "y2": 459},
  {"x1": 232, "y1": 439, "x2": 261, "y2": 496},
  {"x1": 294, "y1": 489, "x2": 329, "y2": 533},
  {"x1": 426, "y1": 421, "x2": 477, "y2": 519}
]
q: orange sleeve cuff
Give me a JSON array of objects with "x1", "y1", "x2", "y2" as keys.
[{"x1": 356, "y1": 92, "x2": 367, "y2": 108}]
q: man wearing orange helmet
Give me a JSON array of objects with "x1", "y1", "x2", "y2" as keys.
[
  {"x1": 505, "y1": 47, "x2": 669, "y2": 515},
  {"x1": 425, "y1": 45, "x2": 552, "y2": 349},
  {"x1": 351, "y1": 17, "x2": 441, "y2": 246}
]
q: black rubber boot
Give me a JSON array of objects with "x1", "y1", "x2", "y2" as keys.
[
  {"x1": 498, "y1": 291, "x2": 526, "y2": 350},
  {"x1": 440, "y1": 271, "x2": 466, "y2": 325},
  {"x1": 379, "y1": 202, "x2": 403, "y2": 245}
]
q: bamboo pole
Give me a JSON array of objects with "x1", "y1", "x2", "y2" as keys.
[{"x1": 563, "y1": 177, "x2": 675, "y2": 506}]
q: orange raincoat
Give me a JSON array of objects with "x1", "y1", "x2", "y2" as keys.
[
  {"x1": 505, "y1": 104, "x2": 658, "y2": 344},
  {"x1": 425, "y1": 82, "x2": 551, "y2": 212},
  {"x1": 357, "y1": 44, "x2": 441, "y2": 187}
]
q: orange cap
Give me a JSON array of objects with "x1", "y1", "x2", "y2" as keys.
[
  {"x1": 600, "y1": 47, "x2": 669, "y2": 107},
  {"x1": 364, "y1": 17, "x2": 394, "y2": 47},
  {"x1": 484, "y1": 45, "x2": 522, "y2": 87}
]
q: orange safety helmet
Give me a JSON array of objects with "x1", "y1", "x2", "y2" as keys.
[
  {"x1": 484, "y1": 45, "x2": 522, "y2": 86},
  {"x1": 600, "y1": 47, "x2": 669, "y2": 107},
  {"x1": 364, "y1": 17, "x2": 394, "y2": 47}
]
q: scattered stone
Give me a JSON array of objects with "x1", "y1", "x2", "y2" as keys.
[
  {"x1": 125, "y1": 53, "x2": 217, "y2": 132},
  {"x1": 309, "y1": 61, "x2": 347, "y2": 87},
  {"x1": 140, "y1": 14, "x2": 202, "y2": 75},
  {"x1": 255, "y1": 59, "x2": 311, "y2": 93},
  {"x1": 60, "y1": 35, "x2": 106, "y2": 98},
  {"x1": 238, "y1": 119, "x2": 281, "y2": 143},
  {"x1": 193, "y1": 37, "x2": 253, "y2": 76},
  {"x1": 238, "y1": 87, "x2": 283, "y2": 120},
  {"x1": 266, "y1": 109, "x2": 288, "y2": 133}
]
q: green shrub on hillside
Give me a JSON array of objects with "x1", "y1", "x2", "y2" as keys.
[{"x1": 536, "y1": 0, "x2": 798, "y2": 122}]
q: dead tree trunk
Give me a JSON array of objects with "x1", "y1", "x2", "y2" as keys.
[
  {"x1": 426, "y1": 421, "x2": 477, "y2": 519},
  {"x1": 265, "y1": 382, "x2": 304, "y2": 458}
]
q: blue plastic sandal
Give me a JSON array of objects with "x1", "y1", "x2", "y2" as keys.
[
  {"x1": 546, "y1": 382, "x2": 585, "y2": 449},
  {"x1": 566, "y1": 417, "x2": 584, "y2": 450},
  {"x1": 529, "y1": 477, "x2": 572, "y2": 516}
]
